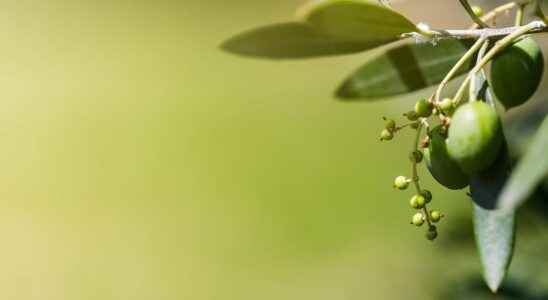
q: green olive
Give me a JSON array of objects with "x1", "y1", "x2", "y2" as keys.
[
  {"x1": 424, "y1": 125, "x2": 469, "y2": 189},
  {"x1": 490, "y1": 37, "x2": 544, "y2": 109},
  {"x1": 425, "y1": 226, "x2": 438, "y2": 241},
  {"x1": 380, "y1": 129, "x2": 393, "y2": 141},
  {"x1": 412, "y1": 213, "x2": 424, "y2": 227},
  {"x1": 414, "y1": 98, "x2": 433, "y2": 118},
  {"x1": 447, "y1": 102, "x2": 503, "y2": 174}
]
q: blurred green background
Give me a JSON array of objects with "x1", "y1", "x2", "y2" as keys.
[{"x1": 2, "y1": 1, "x2": 548, "y2": 299}]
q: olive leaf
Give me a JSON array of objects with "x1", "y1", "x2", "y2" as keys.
[
  {"x1": 473, "y1": 204, "x2": 515, "y2": 293},
  {"x1": 336, "y1": 39, "x2": 473, "y2": 99},
  {"x1": 220, "y1": 22, "x2": 376, "y2": 59},
  {"x1": 221, "y1": 0, "x2": 416, "y2": 59},
  {"x1": 498, "y1": 116, "x2": 548, "y2": 211},
  {"x1": 296, "y1": 0, "x2": 416, "y2": 42}
]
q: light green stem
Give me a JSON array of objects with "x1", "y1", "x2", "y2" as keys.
[
  {"x1": 434, "y1": 36, "x2": 487, "y2": 103},
  {"x1": 411, "y1": 122, "x2": 432, "y2": 226},
  {"x1": 516, "y1": 4, "x2": 525, "y2": 26},
  {"x1": 459, "y1": 0, "x2": 490, "y2": 28}
]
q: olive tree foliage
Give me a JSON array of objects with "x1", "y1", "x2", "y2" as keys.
[{"x1": 221, "y1": 0, "x2": 548, "y2": 293}]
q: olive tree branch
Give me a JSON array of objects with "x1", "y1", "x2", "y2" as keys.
[{"x1": 403, "y1": 20, "x2": 547, "y2": 41}]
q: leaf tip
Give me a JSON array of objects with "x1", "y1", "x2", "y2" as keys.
[
  {"x1": 484, "y1": 274, "x2": 503, "y2": 293},
  {"x1": 334, "y1": 81, "x2": 354, "y2": 100}
]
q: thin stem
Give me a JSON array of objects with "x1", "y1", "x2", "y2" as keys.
[
  {"x1": 411, "y1": 122, "x2": 432, "y2": 226},
  {"x1": 433, "y1": 36, "x2": 487, "y2": 103},
  {"x1": 454, "y1": 21, "x2": 545, "y2": 104},
  {"x1": 469, "y1": 39, "x2": 490, "y2": 102},
  {"x1": 533, "y1": 0, "x2": 547, "y2": 23},
  {"x1": 516, "y1": 4, "x2": 525, "y2": 26},
  {"x1": 459, "y1": 0, "x2": 491, "y2": 28},
  {"x1": 469, "y1": 2, "x2": 519, "y2": 29}
]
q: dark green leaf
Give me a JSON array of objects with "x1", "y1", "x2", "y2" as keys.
[
  {"x1": 220, "y1": 22, "x2": 376, "y2": 59},
  {"x1": 474, "y1": 203, "x2": 515, "y2": 293},
  {"x1": 336, "y1": 39, "x2": 473, "y2": 99},
  {"x1": 470, "y1": 143, "x2": 512, "y2": 210},
  {"x1": 297, "y1": 0, "x2": 416, "y2": 42},
  {"x1": 498, "y1": 116, "x2": 548, "y2": 211},
  {"x1": 503, "y1": 102, "x2": 548, "y2": 159}
]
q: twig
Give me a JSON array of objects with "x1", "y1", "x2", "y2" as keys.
[
  {"x1": 459, "y1": 0, "x2": 491, "y2": 28},
  {"x1": 433, "y1": 36, "x2": 487, "y2": 103},
  {"x1": 516, "y1": 3, "x2": 525, "y2": 26},
  {"x1": 470, "y1": 2, "x2": 519, "y2": 29}
]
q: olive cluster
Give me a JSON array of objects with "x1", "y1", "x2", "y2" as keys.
[
  {"x1": 379, "y1": 26, "x2": 544, "y2": 241},
  {"x1": 385, "y1": 98, "x2": 504, "y2": 240},
  {"x1": 384, "y1": 99, "x2": 446, "y2": 241}
]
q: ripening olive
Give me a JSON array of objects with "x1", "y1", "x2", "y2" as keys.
[
  {"x1": 412, "y1": 213, "x2": 425, "y2": 226},
  {"x1": 471, "y1": 5, "x2": 483, "y2": 17},
  {"x1": 410, "y1": 194, "x2": 426, "y2": 209},
  {"x1": 420, "y1": 190, "x2": 432, "y2": 203},
  {"x1": 430, "y1": 210, "x2": 442, "y2": 223},
  {"x1": 394, "y1": 176, "x2": 410, "y2": 190},
  {"x1": 447, "y1": 102, "x2": 503, "y2": 174},
  {"x1": 424, "y1": 125, "x2": 469, "y2": 189},
  {"x1": 384, "y1": 118, "x2": 396, "y2": 131},
  {"x1": 380, "y1": 129, "x2": 394, "y2": 141},
  {"x1": 426, "y1": 226, "x2": 438, "y2": 241},
  {"x1": 490, "y1": 37, "x2": 544, "y2": 109},
  {"x1": 414, "y1": 98, "x2": 433, "y2": 118},
  {"x1": 409, "y1": 150, "x2": 423, "y2": 163},
  {"x1": 438, "y1": 98, "x2": 454, "y2": 115},
  {"x1": 404, "y1": 111, "x2": 419, "y2": 121}
]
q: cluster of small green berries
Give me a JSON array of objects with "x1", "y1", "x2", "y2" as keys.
[
  {"x1": 382, "y1": 97, "x2": 448, "y2": 241},
  {"x1": 379, "y1": 117, "x2": 397, "y2": 141}
]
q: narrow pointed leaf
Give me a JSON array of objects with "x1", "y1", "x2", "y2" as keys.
[
  {"x1": 336, "y1": 39, "x2": 473, "y2": 99},
  {"x1": 297, "y1": 0, "x2": 416, "y2": 42},
  {"x1": 470, "y1": 143, "x2": 512, "y2": 210},
  {"x1": 498, "y1": 116, "x2": 548, "y2": 211},
  {"x1": 221, "y1": 22, "x2": 374, "y2": 59},
  {"x1": 473, "y1": 204, "x2": 515, "y2": 293},
  {"x1": 470, "y1": 138, "x2": 515, "y2": 292},
  {"x1": 221, "y1": 0, "x2": 417, "y2": 59}
]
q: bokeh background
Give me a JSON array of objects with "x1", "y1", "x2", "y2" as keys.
[{"x1": 2, "y1": 0, "x2": 548, "y2": 299}]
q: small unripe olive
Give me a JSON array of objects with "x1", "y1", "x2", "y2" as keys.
[
  {"x1": 394, "y1": 176, "x2": 410, "y2": 190},
  {"x1": 404, "y1": 111, "x2": 419, "y2": 121},
  {"x1": 430, "y1": 210, "x2": 442, "y2": 222},
  {"x1": 426, "y1": 226, "x2": 438, "y2": 241},
  {"x1": 447, "y1": 102, "x2": 503, "y2": 174},
  {"x1": 409, "y1": 150, "x2": 423, "y2": 163},
  {"x1": 490, "y1": 37, "x2": 543, "y2": 109},
  {"x1": 471, "y1": 5, "x2": 483, "y2": 17},
  {"x1": 420, "y1": 190, "x2": 432, "y2": 203},
  {"x1": 410, "y1": 194, "x2": 425, "y2": 209},
  {"x1": 384, "y1": 118, "x2": 396, "y2": 131},
  {"x1": 424, "y1": 125, "x2": 469, "y2": 189},
  {"x1": 414, "y1": 98, "x2": 433, "y2": 118},
  {"x1": 438, "y1": 98, "x2": 454, "y2": 115},
  {"x1": 380, "y1": 129, "x2": 394, "y2": 141},
  {"x1": 412, "y1": 213, "x2": 424, "y2": 226}
]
